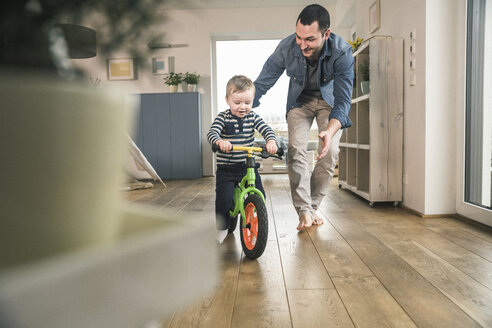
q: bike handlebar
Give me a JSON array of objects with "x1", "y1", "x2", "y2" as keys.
[{"x1": 212, "y1": 143, "x2": 284, "y2": 159}]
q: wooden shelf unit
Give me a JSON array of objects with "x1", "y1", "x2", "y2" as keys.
[{"x1": 338, "y1": 36, "x2": 403, "y2": 206}]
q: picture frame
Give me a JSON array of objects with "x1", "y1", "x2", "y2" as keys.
[
  {"x1": 107, "y1": 58, "x2": 135, "y2": 80},
  {"x1": 369, "y1": 0, "x2": 381, "y2": 33},
  {"x1": 152, "y1": 57, "x2": 169, "y2": 75}
]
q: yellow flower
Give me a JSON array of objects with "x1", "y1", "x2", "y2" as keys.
[{"x1": 348, "y1": 37, "x2": 364, "y2": 52}]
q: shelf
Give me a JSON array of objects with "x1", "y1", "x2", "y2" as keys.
[
  {"x1": 339, "y1": 36, "x2": 403, "y2": 205},
  {"x1": 338, "y1": 181, "x2": 370, "y2": 200},
  {"x1": 352, "y1": 93, "x2": 370, "y2": 103},
  {"x1": 340, "y1": 142, "x2": 358, "y2": 149},
  {"x1": 352, "y1": 41, "x2": 369, "y2": 57},
  {"x1": 0, "y1": 205, "x2": 218, "y2": 328}
]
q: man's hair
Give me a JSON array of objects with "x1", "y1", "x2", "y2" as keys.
[
  {"x1": 297, "y1": 4, "x2": 330, "y2": 33},
  {"x1": 226, "y1": 75, "x2": 255, "y2": 98}
]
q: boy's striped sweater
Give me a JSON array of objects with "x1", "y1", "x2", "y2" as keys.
[{"x1": 207, "y1": 110, "x2": 276, "y2": 166}]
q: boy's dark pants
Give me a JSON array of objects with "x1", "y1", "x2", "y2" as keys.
[{"x1": 215, "y1": 164, "x2": 265, "y2": 231}]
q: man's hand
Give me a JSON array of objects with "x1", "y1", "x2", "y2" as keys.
[
  {"x1": 317, "y1": 131, "x2": 332, "y2": 160},
  {"x1": 317, "y1": 119, "x2": 341, "y2": 160},
  {"x1": 266, "y1": 139, "x2": 278, "y2": 155},
  {"x1": 216, "y1": 140, "x2": 232, "y2": 153}
]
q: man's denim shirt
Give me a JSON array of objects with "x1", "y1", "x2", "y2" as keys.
[{"x1": 253, "y1": 32, "x2": 354, "y2": 128}]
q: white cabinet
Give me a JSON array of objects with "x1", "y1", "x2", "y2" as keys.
[{"x1": 338, "y1": 36, "x2": 403, "y2": 206}]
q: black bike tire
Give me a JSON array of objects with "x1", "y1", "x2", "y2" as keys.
[
  {"x1": 228, "y1": 214, "x2": 238, "y2": 234},
  {"x1": 240, "y1": 193, "x2": 268, "y2": 259}
]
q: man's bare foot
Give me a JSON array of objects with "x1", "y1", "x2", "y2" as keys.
[
  {"x1": 312, "y1": 213, "x2": 324, "y2": 225},
  {"x1": 297, "y1": 213, "x2": 313, "y2": 230}
]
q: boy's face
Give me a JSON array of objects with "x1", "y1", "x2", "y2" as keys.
[
  {"x1": 295, "y1": 20, "x2": 330, "y2": 60},
  {"x1": 226, "y1": 87, "x2": 254, "y2": 118}
]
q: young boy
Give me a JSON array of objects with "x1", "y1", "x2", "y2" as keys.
[{"x1": 207, "y1": 75, "x2": 278, "y2": 244}]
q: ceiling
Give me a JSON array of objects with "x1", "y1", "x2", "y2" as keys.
[{"x1": 160, "y1": 0, "x2": 337, "y2": 10}]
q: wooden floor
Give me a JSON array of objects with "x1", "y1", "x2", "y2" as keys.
[{"x1": 124, "y1": 175, "x2": 492, "y2": 328}]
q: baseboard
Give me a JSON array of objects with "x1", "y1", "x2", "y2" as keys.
[{"x1": 401, "y1": 205, "x2": 455, "y2": 218}]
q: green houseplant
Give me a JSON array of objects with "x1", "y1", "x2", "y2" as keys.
[
  {"x1": 184, "y1": 72, "x2": 200, "y2": 84},
  {"x1": 163, "y1": 72, "x2": 183, "y2": 92}
]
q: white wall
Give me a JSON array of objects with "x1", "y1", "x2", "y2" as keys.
[{"x1": 425, "y1": 0, "x2": 465, "y2": 214}]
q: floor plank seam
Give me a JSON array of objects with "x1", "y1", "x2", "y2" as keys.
[
  {"x1": 267, "y1": 188, "x2": 295, "y2": 328},
  {"x1": 228, "y1": 250, "x2": 243, "y2": 328}
]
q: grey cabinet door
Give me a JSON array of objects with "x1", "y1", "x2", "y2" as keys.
[{"x1": 137, "y1": 93, "x2": 201, "y2": 179}]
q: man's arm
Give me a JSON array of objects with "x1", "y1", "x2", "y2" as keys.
[
  {"x1": 317, "y1": 47, "x2": 354, "y2": 160},
  {"x1": 328, "y1": 48, "x2": 354, "y2": 128}
]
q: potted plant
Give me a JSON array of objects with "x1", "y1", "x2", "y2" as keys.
[
  {"x1": 163, "y1": 72, "x2": 183, "y2": 92},
  {"x1": 183, "y1": 71, "x2": 200, "y2": 92},
  {"x1": 348, "y1": 37, "x2": 363, "y2": 53},
  {"x1": 359, "y1": 60, "x2": 370, "y2": 95}
]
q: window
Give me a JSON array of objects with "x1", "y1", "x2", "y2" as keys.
[
  {"x1": 465, "y1": 0, "x2": 492, "y2": 210},
  {"x1": 214, "y1": 39, "x2": 289, "y2": 135},
  {"x1": 213, "y1": 38, "x2": 320, "y2": 142}
]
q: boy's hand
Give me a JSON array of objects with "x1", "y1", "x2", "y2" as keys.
[
  {"x1": 266, "y1": 139, "x2": 278, "y2": 155},
  {"x1": 216, "y1": 140, "x2": 232, "y2": 153}
]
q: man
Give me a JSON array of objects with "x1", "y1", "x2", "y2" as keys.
[{"x1": 253, "y1": 4, "x2": 354, "y2": 230}]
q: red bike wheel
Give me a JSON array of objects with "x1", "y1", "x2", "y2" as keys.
[
  {"x1": 242, "y1": 203, "x2": 258, "y2": 250},
  {"x1": 241, "y1": 194, "x2": 268, "y2": 259}
]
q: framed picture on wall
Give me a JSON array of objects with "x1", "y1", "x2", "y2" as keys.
[
  {"x1": 369, "y1": 0, "x2": 381, "y2": 33},
  {"x1": 152, "y1": 57, "x2": 169, "y2": 75},
  {"x1": 107, "y1": 58, "x2": 136, "y2": 80}
]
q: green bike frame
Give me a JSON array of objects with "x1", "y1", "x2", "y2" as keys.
[{"x1": 228, "y1": 147, "x2": 265, "y2": 228}]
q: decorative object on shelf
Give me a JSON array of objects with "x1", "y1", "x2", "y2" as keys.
[
  {"x1": 348, "y1": 37, "x2": 364, "y2": 53},
  {"x1": 152, "y1": 57, "x2": 169, "y2": 74},
  {"x1": 183, "y1": 71, "x2": 200, "y2": 92},
  {"x1": 359, "y1": 60, "x2": 370, "y2": 95},
  {"x1": 369, "y1": 0, "x2": 381, "y2": 33},
  {"x1": 107, "y1": 58, "x2": 136, "y2": 81},
  {"x1": 163, "y1": 72, "x2": 183, "y2": 92}
]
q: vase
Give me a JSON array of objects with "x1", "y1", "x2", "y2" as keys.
[
  {"x1": 169, "y1": 85, "x2": 178, "y2": 92},
  {"x1": 0, "y1": 71, "x2": 136, "y2": 269},
  {"x1": 187, "y1": 84, "x2": 197, "y2": 92}
]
